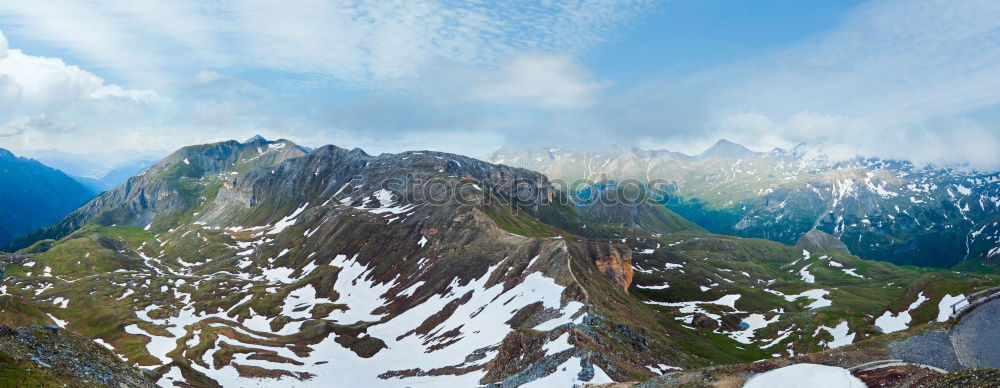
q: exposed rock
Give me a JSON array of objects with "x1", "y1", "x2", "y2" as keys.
[
  {"x1": 692, "y1": 314, "x2": 719, "y2": 330},
  {"x1": 0, "y1": 326, "x2": 155, "y2": 387},
  {"x1": 482, "y1": 329, "x2": 547, "y2": 384},
  {"x1": 586, "y1": 243, "x2": 634, "y2": 291}
]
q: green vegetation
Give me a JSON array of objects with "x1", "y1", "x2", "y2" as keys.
[
  {"x1": 0, "y1": 351, "x2": 64, "y2": 387},
  {"x1": 482, "y1": 199, "x2": 563, "y2": 238}
]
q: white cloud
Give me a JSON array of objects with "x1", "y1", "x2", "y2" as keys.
[
  {"x1": 720, "y1": 113, "x2": 774, "y2": 136},
  {"x1": 0, "y1": 47, "x2": 158, "y2": 111},
  {"x1": 0, "y1": 29, "x2": 8, "y2": 60},
  {"x1": 192, "y1": 70, "x2": 221, "y2": 85},
  {"x1": 0, "y1": 35, "x2": 164, "y2": 160},
  {"x1": 0, "y1": 114, "x2": 74, "y2": 138},
  {"x1": 0, "y1": 1, "x2": 653, "y2": 87},
  {"x1": 1, "y1": 0, "x2": 994, "y2": 171},
  {"x1": 0, "y1": 0, "x2": 650, "y2": 168},
  {"x1": 710, "y1": 110, "x2": 1000, "y2": 170},
  {"x1": 447, "y1": 52, "x2": 609, "y2": 109},
  {"x1": 556, "y1": 0, "x2": 1000, "y2": 169},
  {"x1": 714, "y1": 0, "x2": 1000, "y2": 126}
]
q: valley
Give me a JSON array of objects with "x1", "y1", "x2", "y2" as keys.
[
  {"x1": 0, "y1": 149, "x2": 96, "y2": 248},
  {"x1": 488, "y1": 141, "x2": 1000, "y2": 271}
]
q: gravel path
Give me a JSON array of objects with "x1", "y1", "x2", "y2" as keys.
[
  {"x1": 887, "y1": 328, "x2": 962, "y2": 371},
  {"x1": 952, "y1": 298, "x2": 1000, "y2": 369}
]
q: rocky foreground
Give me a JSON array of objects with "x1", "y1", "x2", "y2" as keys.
[{"x1": 0, "y1": 325, "x2": 155, "y2": 387}]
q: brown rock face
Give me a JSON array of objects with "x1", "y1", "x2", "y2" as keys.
[
  {"x1": 692, "y1": 314, "x2": 719, "y2": 330},
  {"x1": 591, "y1": 243, "x2": 634, "y2": 291}
]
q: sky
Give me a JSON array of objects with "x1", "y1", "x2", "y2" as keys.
[{"x1": 0, "y1": 0, "x2": 999, "y2": 172}]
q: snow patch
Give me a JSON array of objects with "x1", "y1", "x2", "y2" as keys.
[
  {"x1": 745, "y1": 363, "x2": 864, "y2": 388},
  {"x1": 875, "y1": 292, "x2": 928, "y2": 333},
  {"x1": 936, "y1": 294, "x2": 967, "y2": 322}
]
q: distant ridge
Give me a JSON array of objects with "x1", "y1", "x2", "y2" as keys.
[
  {"x1": 698, "y1": 139, "x2": 761, "y2": 159},
  {"x1": 487, "y1": 142, "x2": 1000, "y2": 269},
  {"x1": 0, "y1": 148, "x2": 96, "y2": 248}
]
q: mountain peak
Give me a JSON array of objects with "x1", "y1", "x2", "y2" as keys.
[
  {"x1": 243, "y1": 134, "x2": 267, "y2": 144},
  {"x1": 699, "y1": 139, "x2": 758, "y2": 159},
  {"x1": 0, "y1": 148, "x2": 13, "y2": 158}
]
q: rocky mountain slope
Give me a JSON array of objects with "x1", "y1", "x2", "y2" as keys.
[
  {"x1": 487, "y1": 141, "x2": 1000, "y2": 270},
  {"x1": 0, "y1": 325, "x2": 155, "y2": 387},
  {"x1": 0, "y1": 137, "x2": 996, "y2": 387},
  {"x1": 0, "y1": 137, "x2": 657, "y2": 386},
  {"x1": 0, "y1": 148, "x2": 96, "y2": 248}
]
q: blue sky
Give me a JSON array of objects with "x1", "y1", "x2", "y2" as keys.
[
  {"x1": 584, "y1": 0, "x2": 865, "y2": 82},
  {"x1": 0, "y1": 0, "x2": 998, "y2": 171}
]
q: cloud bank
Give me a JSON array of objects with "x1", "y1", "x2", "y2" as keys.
[{"x1": 0, "y1": 0, "x2": 998, "y2": 171}]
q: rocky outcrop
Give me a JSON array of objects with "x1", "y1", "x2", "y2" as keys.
[
  {"x1": 0, "y1": 325, "x2": 155, "y2": 387},
  {"x1": 575, "y1": 242, "x2": 634, "y2": 291},
  {"x1": 796, "y1": 229, "x2": 851, "y2": 254}
]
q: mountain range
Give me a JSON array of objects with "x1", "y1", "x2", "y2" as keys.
[
  {"x1": 0, "y1": 136, "x2": 997, "y2": 387},
  {"x1": 0, "y1": 148, "x2": 96, "y2": 248},
  {"x1": 487, "y1": 140, "x2": 1000, "y2": 271}
]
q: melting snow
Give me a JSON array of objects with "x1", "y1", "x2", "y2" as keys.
[
  {"x1": 47, "y1": 313, "x2": 68, "y2": 328},
  {"x1": 815, "y1": 321, "x2": 854, "y2": 349},
  {"x1": 842, "y1": 268, "x2": 865, "y2": 278},
  {"x1": 936, "y1": 294, "x2": 967, "y2": 322},
  {"x1": 262, "y1": 267, "x2": 296, "y2": 283},
  {"x1": 520, "y1": 357, "x2": 613, "y2": 388},
  {"x1": 766, "y1": 289, "x2": 831, "y2": 309},
  {"x1": 541, "y1": 332, "x2": 572, "y2": 356},
  {"x1": 798, "y1": 264, "x2": 815, "y2": 283},
  {"x1": 268, "y1": 203, "x2": 310, "y2": 235},
  {"x1": 326, "y1": 254, "x2": 395, "y2": 324},
  {"x1": 875, "y1": 292, "x2": 928, "y2": 333},
  {"x1": 398, "y1": 281, "x2": 426, "y2": 298},
  {"x1": 51, "y1": 297, "x2": 69, "y2": 308},
  {"x1": 730, "y1": 313, "x2": 779, "y2": 344},
  {"x1": 744, "y1": 363, "x2": 864, "y2": 388}
]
